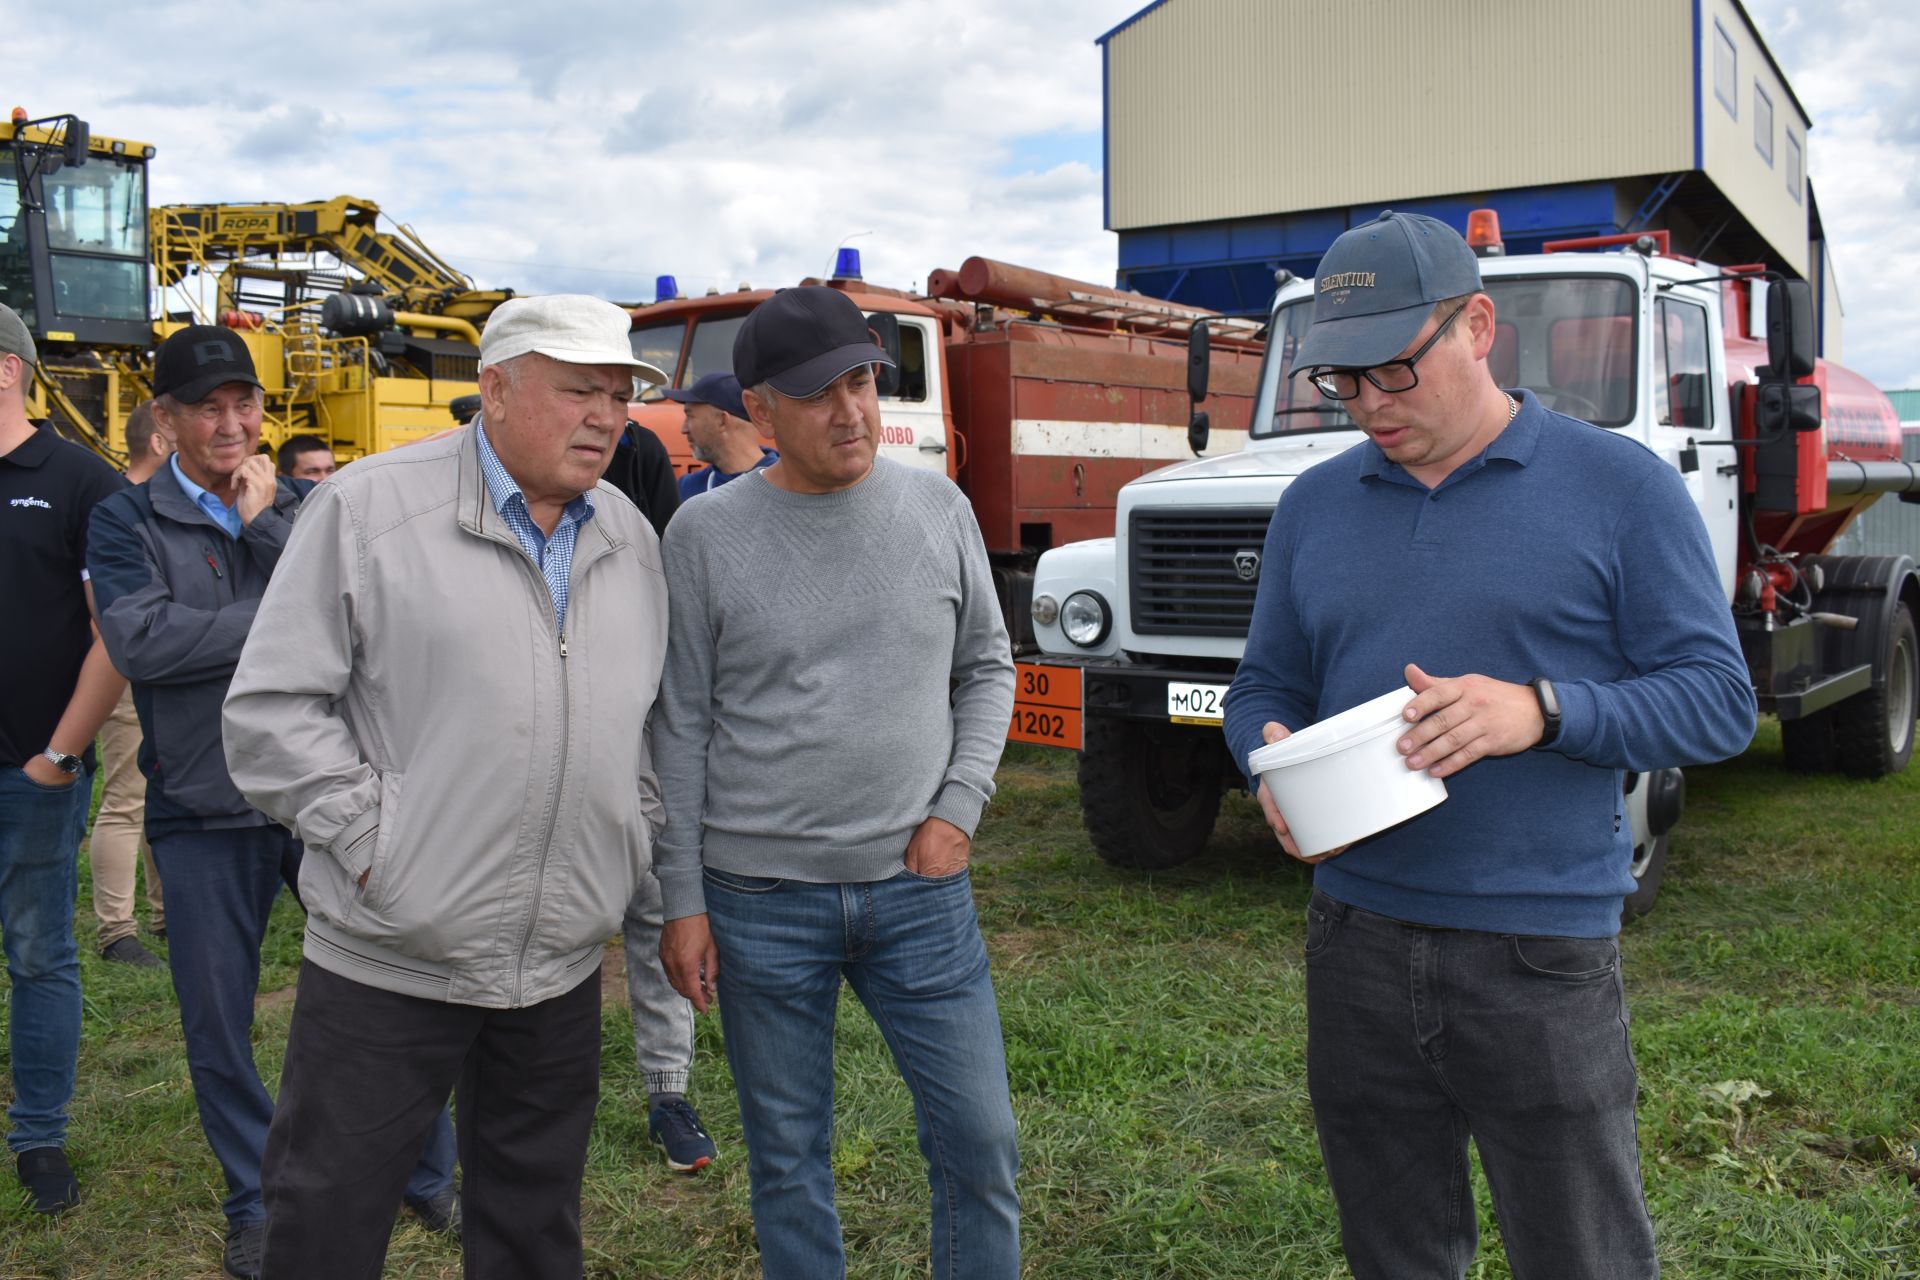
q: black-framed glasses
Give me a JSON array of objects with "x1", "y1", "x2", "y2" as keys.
[{"x1": 1304, "y1": 302, "x2": 1469, "y2": 401}]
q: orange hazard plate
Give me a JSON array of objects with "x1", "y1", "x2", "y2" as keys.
[{"x1": 1008, "y1": 662, "x2": 1083, "y2": 750}]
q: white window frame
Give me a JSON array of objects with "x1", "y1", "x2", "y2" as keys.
[
  {"x1": 1713, "y1": 21, "x2": 1738, "y2": 117},
  {"x1": 1753, "y1": 82, "x2": 1774, "y2": 166}
]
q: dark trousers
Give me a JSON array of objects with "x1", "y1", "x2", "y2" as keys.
[
  {"x1": 1304, "y1": 889, "x2": 1659, "y2": 1280},
  {"x1": 261, "y1": 959, "x2": 603, "y2": 1280},
  {"x1": 151, "y1": 828, "x2": 455, "y2": 1225}
]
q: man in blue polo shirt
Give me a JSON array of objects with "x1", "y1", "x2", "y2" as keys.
[
  {"x1": 1222, "y1": 212, "x2": 1755, "y2": 1279},
  {"x1": 666, "y1": 371, "x2": 776, "y2": 500}
]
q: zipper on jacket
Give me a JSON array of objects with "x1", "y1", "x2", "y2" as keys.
[{"x1": 512, "y1": 613, "x2": 571, "y2": 1005}]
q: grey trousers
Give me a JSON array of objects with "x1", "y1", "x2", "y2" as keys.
[
  {"x1": 621, "y1": 872, "x2": 696, "y2": 1095},
  {"x1": 1303, "y1": 889, "x2": 1659, "y2": 1280}
]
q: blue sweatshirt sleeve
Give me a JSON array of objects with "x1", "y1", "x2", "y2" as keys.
[
  {"x1": 1551, "y1": 464, "x2": 1756, "y2": 769},
  {"x1": 1222, "y1": 495, "x2": 1318, "y2": 777}
]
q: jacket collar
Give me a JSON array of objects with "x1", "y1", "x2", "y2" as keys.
[{"x1": 454, "y1": 422, "x2": 626, "y2": 568}]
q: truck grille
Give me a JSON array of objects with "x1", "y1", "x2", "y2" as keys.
[{"x1": 1129, "y1": 506, "x2": 1273, "y2": 637}]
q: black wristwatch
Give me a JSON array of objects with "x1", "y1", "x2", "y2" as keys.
[
  {"x1": 40, "y1": 748, "x2": 84, "y2": 776},
  {"x1": 1529, "y1": 678, "x2": 1561, "y2": 748}
]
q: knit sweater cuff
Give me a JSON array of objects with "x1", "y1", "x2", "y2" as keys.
[
  {"x1": 653, "y1": 856, "x2": 708, "y2": 920},
  {"x1": 929, "y1": 781, "x2": 989, "y2": 837}
]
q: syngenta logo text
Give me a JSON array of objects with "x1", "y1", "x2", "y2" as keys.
[{"x1": 9, "y1": 496, "x2": 51, "y2": 510}]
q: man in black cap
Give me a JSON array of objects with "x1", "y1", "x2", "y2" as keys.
[
  {"x1": 87, "y1": 326, "x2": 457, "y2": 1278},
  {"x1": 1222, "y1": 213, "x2": 1754, "y2": 1278},
  {"x1": 0, "y1": 301, "x2": 128, "y2": 1214},
  {"x1": 654, "y1": 286, "x2": 1020, "y2": 1278},
  {"x1": 664, "y1": 371, "x2": 776, "y2": 500}
]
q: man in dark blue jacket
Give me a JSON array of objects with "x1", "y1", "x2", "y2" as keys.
[
  {"x1": 1222, "y1": 213, "x2": 1756, "y2": 1280},
  {"x1": 87, "y1": 327, "x2": 456, "y2": 1279}
]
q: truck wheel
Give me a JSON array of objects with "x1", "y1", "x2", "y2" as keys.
[
  {"x1": 1780, "y1": 710, "x2": 1837, "y2": 773},
  {"x1": 1834, "y1": 601, "x2": 1919, "y2": 778},
  {"x1": 1078, "y1": 718, "x2": 1223, "y2": 869},
  {"x1": 1621, "y1": 834, "x2": 1670, "y2": 923}
]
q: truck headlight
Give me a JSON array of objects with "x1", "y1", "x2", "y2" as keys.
[
  {"x1": 1031, "y1": 594, "x2": 1059, "y2": 626},
  {"x1": 1060, "y1": 591, "x2": 1110, "y2": 647}
]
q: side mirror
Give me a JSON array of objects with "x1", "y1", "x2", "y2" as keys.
[
  {"x1": 1188, "y1": 409, "x2": 1211, "y2": 456},
  {"x1": 1754, "y1": 382, "x2": 1822, "y2": 435},
  {"x1": 864, "y1": 312, "x2": 903, "y2": 397},
  {"x1": 1765, "y1": 279, "x2": 1816, "y2": 380},
  {"x1": 1187, "y1": 320, "x2": 1212, "y2": 403},
  {"x1": 62, "y1": 119, "x2": 90, "y2": 168}
]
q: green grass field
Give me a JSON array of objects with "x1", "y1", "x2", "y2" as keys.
[{"x1": 3, "y1": 721, "x2": 1917, "y2": 1277}]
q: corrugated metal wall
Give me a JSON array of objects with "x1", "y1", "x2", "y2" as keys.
[
  {"x1": 1106, "y1": 0, "x2": 1691, "y2": 231},
  {"x1": 1697, "y1": 0, "x2": 1812, "y2": 276}
]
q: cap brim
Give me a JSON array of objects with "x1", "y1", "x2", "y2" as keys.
[
  {"x1": 659, "y1": 387, "x2": 701, "y2": 404},
  {"x1": 526, "y1": 344, "x2": 670, "y2": 388},
  {"x1": 1289, "y1": 301, "x2": 1432, "y2": 374},
  {"x1": 764, "y1": 342, "x2": 897, "y2": 398},
  {"x1": 170, "y1": 372, "x2": 265, "y2": 405}
]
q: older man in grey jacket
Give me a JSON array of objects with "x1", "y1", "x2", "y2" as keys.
[{"x1": 223, "y1": 295, "x2": 670, "y2": 1280}]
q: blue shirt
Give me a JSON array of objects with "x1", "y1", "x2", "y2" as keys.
[
  {"x1": 678, "y1": 447, "x2": 778, "y2": 502},
  {"x1": 1221, "y1": 392, "x2": 1755, "y2": 937},
  {"x1": 169, "y1": 454, "x2": 243, "y2": 540},
  {"x1": 475, "y1": 421, "x2": 595, "y2": 631}
]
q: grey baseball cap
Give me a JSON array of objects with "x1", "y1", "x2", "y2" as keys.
[
  {"x1": 1291, "y1": 211, "x2": 1483, "y2": 372},
  {"x1": 0, "y1": 303, "x2": 37, "y2": 366}
]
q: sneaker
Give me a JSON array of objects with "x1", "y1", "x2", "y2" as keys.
[
  {"x1": 403, "y1": 1187, "x2": 461, "y2": 1238},
  {"x1": 223, "y1": 1220, "x2": 265, "y2": 1279},
  {"x1": 15, "y1": 1147, "x2": 79, "y2": 1214},
  {"x1": 648, "y1": 1097, "x2": 716, "y2": 1173},
  {"x1": 101, "y1": 936, "x2": 164, "y2": 968}
]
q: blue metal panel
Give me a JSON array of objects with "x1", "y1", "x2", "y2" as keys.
[
  {"x1": 1096, "y1": 0, "x2": 1173, "y2": 45},
  {"x1": 1117, "y1": 182, "x2": 1632, "y2": 312}
]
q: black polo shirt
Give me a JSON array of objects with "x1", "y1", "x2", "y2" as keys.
[{"x1": 0, "y1": 423, "x2": 127, "y2": 768}]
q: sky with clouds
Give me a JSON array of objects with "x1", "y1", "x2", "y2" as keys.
[{"x1": 9, "y1": 0, "x2": 1916, "y2": 391}]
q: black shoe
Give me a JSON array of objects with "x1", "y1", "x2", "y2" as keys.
[
  {"x1": 102, "y1": 936, "x2": 165, "y2": 968},
  {"x1": 223, "y1": 1220, "x2": 265, "y2": 1279},
  {"x1": 15, "y1": 1147, "x2": 79, "y2": 1214},
  {"x1": 403, "y1": 1187, "x2": 461, "y2": 1238},
  {"x1": 148, "y1": 923, "x2": 167, "y2": 941}
]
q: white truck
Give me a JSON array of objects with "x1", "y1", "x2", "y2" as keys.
[{"x1": 1016, "y1": 216, "x2": 1918, "y2": 917}]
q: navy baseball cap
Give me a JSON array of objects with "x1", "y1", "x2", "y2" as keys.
[
  {"x1": 1290, "y1": 211, "x2": 1483, "y2": 372},
  {"x1": 733, "y1": 286, "x2": 896, "y2": 398},
  {"x1": 662, "y1": 371, "x2": 748, "y2": 420},
  {"x1": 153, "y1": 324, "x2": 265, "y2": 404}
]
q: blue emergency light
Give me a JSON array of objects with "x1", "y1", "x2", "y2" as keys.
[
  {"x1": 655, "y1": 274, "x2": 678, "y2": 302},
  {"x1": 833, "y1": 248, "x2": 863, "y2": 281}
]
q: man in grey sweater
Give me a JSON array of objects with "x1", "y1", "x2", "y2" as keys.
[{"x1": 656, "y1": 286, "x2": 1020, "y2": 1280}]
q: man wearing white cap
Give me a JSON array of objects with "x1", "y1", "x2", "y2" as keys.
[{"x1": 223, "y1": 295, "x2": 672, "y2": 1278}]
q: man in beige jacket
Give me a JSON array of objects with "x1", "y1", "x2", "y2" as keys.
[{"x1": 223, "y1": 295, "x2": 670, "y2": 1280}]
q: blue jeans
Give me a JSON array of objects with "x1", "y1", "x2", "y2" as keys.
[
  {"x1": 705, "y1": 867, "x2": 1020, "y2": 1280},
  {"x1": 152, "y1": 827, "x2": 455, "y2": 1224},
  {"x1": 0, "y1": 766, "x2": 90, "y2": 1153},
  {"x1": 1304, "y1": 889, "x2": 1659, "y2": 1279}
]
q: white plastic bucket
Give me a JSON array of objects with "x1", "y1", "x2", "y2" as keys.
[{"x1": 1245, "y1": 686, "x2": 1448, "y2": 857}]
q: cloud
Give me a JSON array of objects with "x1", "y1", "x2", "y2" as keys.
[{"x1": 12, "y1": 0, "x2": 1914, "y2": 389}]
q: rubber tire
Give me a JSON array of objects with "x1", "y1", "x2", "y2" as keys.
[
  {"x1": 1780, "y1": 709, "x2": 1837, "y2": 774},
  {"x1": 1834, "y1": 601, "x2": 1919, "y2": 779},
  {"x1": 1078, "y1": 718, "x2": 1224, "y2": 870},
  {"x1": 1621, "y1": 834, "x2": 1670, "y2": 924}
]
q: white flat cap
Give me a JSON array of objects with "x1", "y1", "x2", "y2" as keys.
[{"x1": 479, "y1": 294, "x2": 669, "y2": 387}]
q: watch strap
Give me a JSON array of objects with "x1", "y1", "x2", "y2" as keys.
[
  {"x1": 41, "y1": 748, "x2": 83, "y2": 775},
  {"x1": 1529, "y1": 678, "x2": 1561, "y2": 747}
]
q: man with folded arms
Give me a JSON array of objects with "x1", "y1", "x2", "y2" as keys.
[
  {"x1": 657, "y1": 285, "x2": 1020, "y2": 1279},
  {"x1": 224, "y1": 294, "x2": 670, "y2": 1278}
]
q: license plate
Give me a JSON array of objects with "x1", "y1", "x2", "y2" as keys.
[{"x1": 1167, "y1": 681, "x2": 1228, "y2": 724}]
